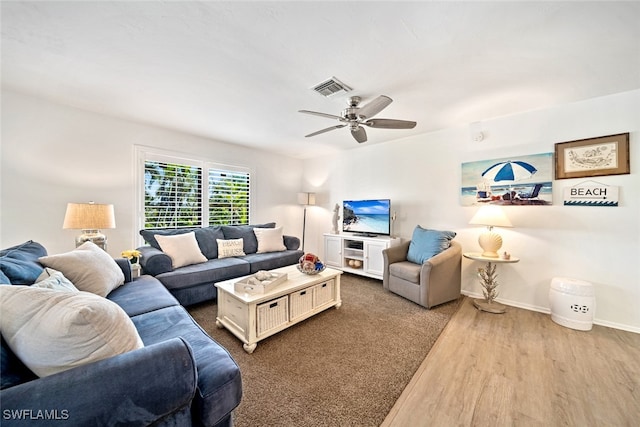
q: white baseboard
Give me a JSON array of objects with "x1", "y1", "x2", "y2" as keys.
[{"x1": 460, "y1": 291, "x2": 640, "y2": 334}]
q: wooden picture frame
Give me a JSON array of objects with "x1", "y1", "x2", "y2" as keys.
[{"x1": 555, "y1": 133, "x2": 630, "y2": 179}]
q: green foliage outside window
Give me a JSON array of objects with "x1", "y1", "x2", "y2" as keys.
[{"x1": 144, "y1": 160, "x2": 249, "y2": 229}]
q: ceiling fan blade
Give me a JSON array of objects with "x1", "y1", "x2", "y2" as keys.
[
  {"x1": 357, "y1": 95, "x2": 393, "y2": 119},
  {"x1": 363, "y1": 118, "x2": 417, "y2": 129},
  {"x1": 299, "y1": 110, "x2": 343, "y2": 120},
  {"x1": 305, "y1": 124, "x2": 347, "y2": 138},
  {"x1": 351, "y1": 126, "x2": 367, "y2": 143}
]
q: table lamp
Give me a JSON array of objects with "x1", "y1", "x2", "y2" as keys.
[
  {"x1": 297, "y1": 192, "x2": 316, "y2": 251},
  {"x1": 63, "y1": 202, "x2": 116, "y2": 250},
  {"x1": 469, "y1": 205, "x2": 512, "y2": 258}
]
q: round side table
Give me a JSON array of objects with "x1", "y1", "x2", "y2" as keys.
[{"x1": 463, "y1": 252, "x2": 520, "y2": 314}]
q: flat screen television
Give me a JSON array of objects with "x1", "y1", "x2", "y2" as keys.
[{"x1": 342, "y1": 199, "x2": 391, "y2": 236}]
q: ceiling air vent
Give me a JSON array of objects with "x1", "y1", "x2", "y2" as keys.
[{"x1": 312, "y1": 77, "x2": 352, "y2": 97}]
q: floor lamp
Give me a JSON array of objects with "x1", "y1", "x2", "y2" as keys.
[{"x1": 298, "y1": 192, "x2": 316, "y2": 252}]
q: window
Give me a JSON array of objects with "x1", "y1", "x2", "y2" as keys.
[
  {"x1": 144, "y1": 160, "x2": 203, "y2": 228},
  {"x1": 208, "y1": 169, "x2": 250, "y2": 226},
  {"x1": 139, "y1": 149, "x2": 250, "y2": 230}
]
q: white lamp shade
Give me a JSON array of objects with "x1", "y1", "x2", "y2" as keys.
[
  {"x1": 297, "y1": 192, "x2": 316, "y2": 206},
  {"x1": 63, "y1": 203, "x2": 116, "y2": 230},
  {"x1": 469, "y1": 205, "x2": 512, "y2": 228}
]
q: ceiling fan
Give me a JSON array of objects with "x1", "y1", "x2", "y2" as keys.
[{"x1": 299, "y1": 95, "x2": 417, "y2": 143}]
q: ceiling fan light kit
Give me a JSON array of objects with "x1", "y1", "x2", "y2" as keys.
[{"x1": 299, "y1": 95, "x2": 417, "y2": 143}]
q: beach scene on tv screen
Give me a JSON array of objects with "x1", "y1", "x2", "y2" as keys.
[{"x1": 343, "y1": 200, "x2": 390, "y2": 234}]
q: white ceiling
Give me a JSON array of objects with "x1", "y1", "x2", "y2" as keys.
[{"x1": 2, "y1": 1, "x2": 639, "y2": 159}]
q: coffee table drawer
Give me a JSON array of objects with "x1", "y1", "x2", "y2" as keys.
[
  {"x1": 314, "y1": 279, "x2": 335, "y2": 307},
  {"x1": 221, "y1": 292, "x2": 249, "y2": 335},
  {"x1": 257, "y1": 296, "x2": 289, "y2": 336},
  {"x1": 290, "y1": 287, "x2": 314, "y2": 321}
]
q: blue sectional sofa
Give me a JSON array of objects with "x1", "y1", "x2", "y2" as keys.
[
  {"x1": 0, "y1": 241, "x2": 242, "y2": 427},
  {"x1": 138, "y1": 223, "x2": 304, "y2": 306}
]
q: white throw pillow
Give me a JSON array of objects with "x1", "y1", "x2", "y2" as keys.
[
  {"x1": 217, "y1": 238, "x2": 246, "y2": 259},
  {"x1": 33, "y1": 268, "x2": 79, "y2": 292},
  {"x1": 38, "y1": 242, "x2": 125, "y2": 297},
  {"x1": 0, "y1": 286, "x2": 144, "y2": 378},
  {"x1": 155, "y1": 231, "x2": 207, "y2": 268},
  {"x1": 254, "y1": 227, "x2": 286, "y2": 253}
]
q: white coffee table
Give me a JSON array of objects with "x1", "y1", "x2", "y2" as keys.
[{"x1": 215, "y1": 265, "x2": 342, "y2": 353}]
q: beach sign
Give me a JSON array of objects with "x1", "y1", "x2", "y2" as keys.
[{"x1": 563, "y1": 181, "x2": 618, "y2": 207}]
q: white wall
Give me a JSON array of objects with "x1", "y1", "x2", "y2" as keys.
[
  {"x1": 304, "y1": 90, "x2": 640, "y2": 332},
  {"x1": 2, "y1": 89, "x2": 638, "y2": 332},
  {"x1": 1, "y1": 90, "x2": 304, "y2": 256}
]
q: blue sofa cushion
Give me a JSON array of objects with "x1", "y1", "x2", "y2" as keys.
[
  {"x1": 0, "y1": 241, "x2": 47, "y2": 285},
  {"x1": 242, "y1": 250, "x2": 305, "y2": 274},
  {"x1": 221, "y1": 223, "x2": 275, "y2": 254},
  {"x1": 132, "y1": 306, "x2": 242, "y2": 427},
  {"x1": 107, "y1": 275, "x2": 180, "y2": 317},
  {"x1": 195, "y1": 227, "x2": 225, "y2": 259},
  {"x1": 156, "y1": 258, "x2": 250, "y2": 292},
  {"x1": 1, "y1": 336, "x2": 37, "y2": 390},
  {"x1": 140, "y1": 227, "x2": 225, "y2": 260},
  {"x1": 407, "y1": 226, "x2": 457, "y2": 265}
]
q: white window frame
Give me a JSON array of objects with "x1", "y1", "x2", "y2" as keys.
[{"x1": 134, "y1": 146, "x2": 252, "y2": 245}]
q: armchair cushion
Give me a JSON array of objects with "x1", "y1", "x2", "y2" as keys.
[
  {"x1": 388, "y1": 261, "x2": 421, "y2": 283},
  {"x1": 407, "y1": 226, "x2": 456, "y2": 264}
]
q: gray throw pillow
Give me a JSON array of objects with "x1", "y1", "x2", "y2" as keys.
[{"x1": 38, "y1": 242, "x2": 125, "y2": 297}]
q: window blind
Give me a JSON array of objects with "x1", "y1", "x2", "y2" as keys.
[
  {"x1": 208, "y1": 169, "x2": 250, "y2": 226},
  {"x1": 144, "y1": 160, "x2": 203, "y2": 229},
  {"x1": 143, "y1": 159, "x2": 250, "y2": 229}
]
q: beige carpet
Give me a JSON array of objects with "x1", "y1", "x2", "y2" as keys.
[{"x1": 188, "y1": 273, "x2": 461, "y2": 427}]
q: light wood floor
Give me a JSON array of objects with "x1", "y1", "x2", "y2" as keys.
[{"x1": 382, "y1": 297, "x2": 640, "y2": 426}]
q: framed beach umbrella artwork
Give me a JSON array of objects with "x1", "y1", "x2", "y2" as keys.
[{"x1": 461, "y1": 153, "x2": 553, "y2": 206}]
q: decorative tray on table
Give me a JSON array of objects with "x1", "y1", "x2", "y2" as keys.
[{"x1": 234, "y1": 271, "x2": 288, "y2": 294}]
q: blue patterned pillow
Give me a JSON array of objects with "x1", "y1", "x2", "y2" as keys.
[
  {"x1": 0, "y1": 241, "x2": 47, "y2": 285},
  {"x1": 406, "y1": 226, "x2": 456, "y2": 265}
]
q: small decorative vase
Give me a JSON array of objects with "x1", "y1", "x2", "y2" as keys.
[{"x1": 130, "y1": 256, "x2": 138, "y2": 265}]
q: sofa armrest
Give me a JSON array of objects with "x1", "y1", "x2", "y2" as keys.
[
  {"x1": 115, "y1": 257, "x2": 133, "y2": 283},
  {"x1": 283, "y1": 235, "x2": 301, "y2": 251},
  {"x1": 1, "y1": 338, "x2": 197, "y2": 426},
  {"x1": 420, "y1": 241, "x2": 462, "y2": 307},
  {"x1": 138, "y1": 246, "x2": 173, "y2": 276}
]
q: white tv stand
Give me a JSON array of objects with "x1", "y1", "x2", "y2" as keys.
[{"x1": 323, "y1": 233, "x2": 401, "y2": 280}]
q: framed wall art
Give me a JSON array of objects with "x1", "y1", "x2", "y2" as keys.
[
  {"x1": 555, "y1": 133, "x2": 630, "y2": 179},
  {"x1": 461, "y1": 152, "x2": 553, "y2": 206}
]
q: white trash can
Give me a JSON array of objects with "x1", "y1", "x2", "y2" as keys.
[{"x1": 549, "y1": 277, "x2": 595, "y2": 331}]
